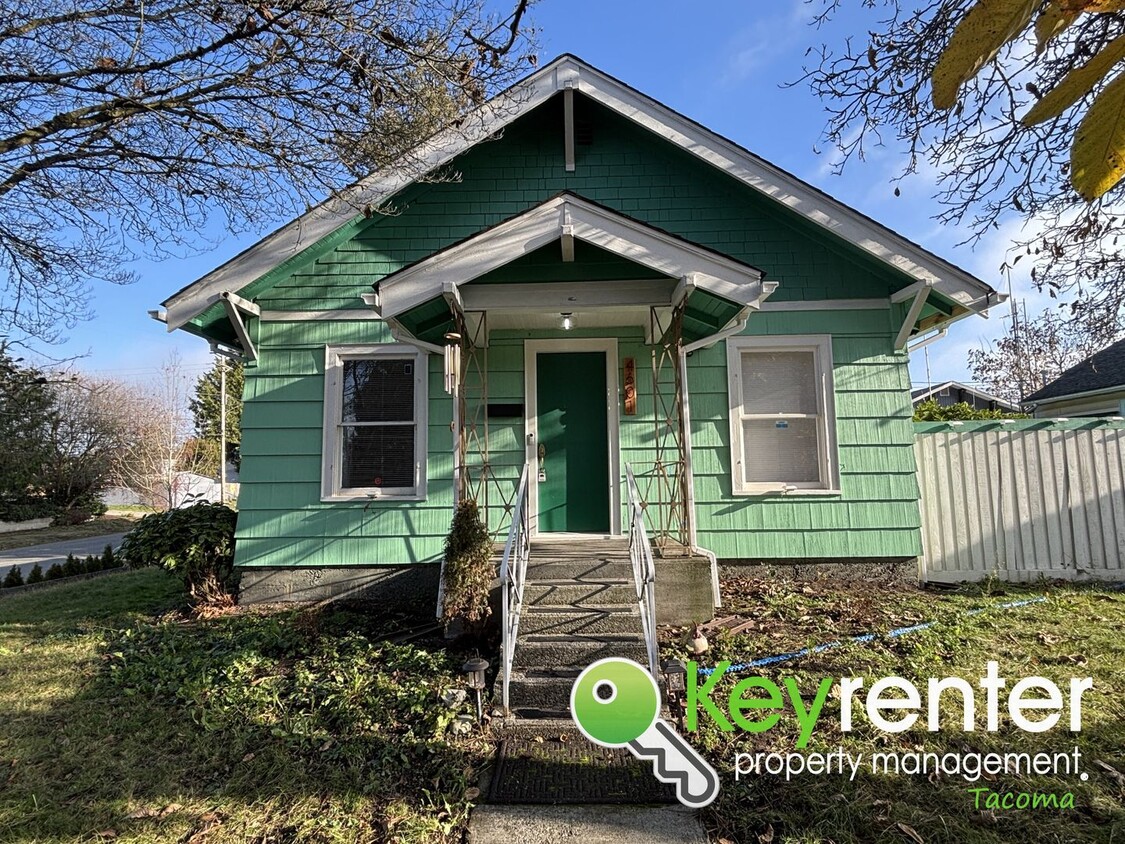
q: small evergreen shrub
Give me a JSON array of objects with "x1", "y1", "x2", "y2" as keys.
[
  {"x1": 82, "y1": 555, "x2": 99, "y2": 574},
  {"x1": 118, "y1": 502, "x2": 237, "y2": 606},
  {"x1": 2, "y1": 567, "x2": 24, "y2": 588},
  {"x1": 26, "y1": 563, "x2": 43, "y2": 584},
  {"x1": 45, "y1": 563, "x2": 63, "y2": 580},
  {"x1": 62, "y1": 553, "x2": 81, "y2": 577},
  {"x1": 440, "y1": 500, "x2": 494, "y2": 632},
  {"x1": 102, "y1": 544, "x2": 117, "y2": 569}
]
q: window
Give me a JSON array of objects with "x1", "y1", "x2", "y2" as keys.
[
  {"x1": 322, "y1": 345, "x2": 427, "y2": 501},
  {"x1": 726, "y1": 335, "x2": 839, "y2": 495}
]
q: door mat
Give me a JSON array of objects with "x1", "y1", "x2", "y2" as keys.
[{"x1": 489, "y1": 734, "x2": 677, "y2": 804}]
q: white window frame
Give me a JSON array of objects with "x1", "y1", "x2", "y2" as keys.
[
  {"x1": 321, "y1": 344, "x2": 428, "y2": 502},
  {"x1": 726, "y1": 334, "x2": 840, "y2": 496}
]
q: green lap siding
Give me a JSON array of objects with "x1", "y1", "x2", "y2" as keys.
[
  {"x1": 220, "y1": 89, "x2": 928, "y2": 569},
  {"x1": 235, "y1": 318, "x2": 457, "y2": 567},
  {"x1": 689, "y1": 310, "x2": 922, "y2": 560}
]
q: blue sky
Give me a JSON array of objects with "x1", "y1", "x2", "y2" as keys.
[{"x1": 54, "y1": 0, "x2": 1046, "y2": 389}]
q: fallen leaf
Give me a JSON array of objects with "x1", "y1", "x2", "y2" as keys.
[
  {"x1": 758, "y1": 822, "x2": 775, "y2": 843},
  {"x1": 159, "y1": 803, "x2": 182, "y2": 817},
  {"x1": 124, "y1": 807, "x2": 159, "y2": 819},
  {"x1": 465, "y1": 787, "x2": 481, "y2": 801},
  {"x1": 241, "y1": 752, "x2": 255, "y2": 762},
  {"x1": 897, "y1": 822, "x2": 924, "y2": 844},
  {"x1": 95, "y1": 832, "x2": 118, "y2": 840}
]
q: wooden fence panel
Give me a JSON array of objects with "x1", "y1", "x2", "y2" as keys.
[{"x1": 914, "y1": 421, "x2": 1125, "y2": 582}]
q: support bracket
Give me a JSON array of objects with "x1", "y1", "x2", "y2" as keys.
[{"x1": 219, "y1": 291, "x2": 261, "y2": 361}]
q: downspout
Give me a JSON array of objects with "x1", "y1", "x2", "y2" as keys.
[{"x1": 679, "y1": 280, "x2": 779, "y2": 609}]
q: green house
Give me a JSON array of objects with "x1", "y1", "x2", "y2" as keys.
[{"x1": 159, "y1": 55, "x2": 1000, "y2": 614}]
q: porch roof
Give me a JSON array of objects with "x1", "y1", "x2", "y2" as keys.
[{"x1": 366, "y1": 192, "x2": 772, "y2": 348}]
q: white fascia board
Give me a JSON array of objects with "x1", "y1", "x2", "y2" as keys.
[{"x1": 163, "y1": 54, "x2": 995, "y2": 331}]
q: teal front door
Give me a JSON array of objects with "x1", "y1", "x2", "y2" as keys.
[{"x1": 535, "y1": 352, "x2": 611, "y2": 532}]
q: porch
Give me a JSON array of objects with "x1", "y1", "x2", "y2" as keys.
[{"x1": 365, "y1": 192, "x2": 778, "y2": 555}]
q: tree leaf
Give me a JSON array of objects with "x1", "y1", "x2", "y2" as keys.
[
  {"x1": 1024, "y1": 33, "x2": 1125, "y2": 124},
  {"x1": 1071, "y1": 70, "x2": 1125, "y2": 200},
  {"x1": 1060, "y1": 0, "x2": 1125, "y2": 11},
  {"x1": 1034, "y1": 2, "x2": 1080, "y2": 52},
  {"x1": 932, "y1": 0, "x2": 1041, "y2": 109}
]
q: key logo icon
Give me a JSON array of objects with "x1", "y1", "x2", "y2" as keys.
[{"x1": 570, "y1": 657, "x2": 720, "y2": 808}]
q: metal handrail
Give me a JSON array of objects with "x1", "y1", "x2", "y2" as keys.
[
  {"x1": 626, "y1": 464, "x2": 659, "y2": 680},
  {"x1": 499, "y1": 463, "x2": 531, "y2": 714}
]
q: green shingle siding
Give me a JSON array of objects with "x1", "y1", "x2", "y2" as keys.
[{"x1": 229, "y1": 91, "x2": 926, "y2": 569}]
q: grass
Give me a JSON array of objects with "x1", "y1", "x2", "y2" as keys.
[
  {"x1": 0, "y1": 516, "x2": 138, "y2": 552},
  {"x1": 664, "y1": 577, "x2": 1125, "y2": 844},
  {"x1": 0, "y1": 570, "x2": 489, "y2": 843}
]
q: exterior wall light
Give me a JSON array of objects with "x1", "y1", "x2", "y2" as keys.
[
  {"x1": 662, "y1": 658, "x2": 688, "y2": 729},
  {"x1": 560, "y1": 312, "x2": 574, "y2": 331}
]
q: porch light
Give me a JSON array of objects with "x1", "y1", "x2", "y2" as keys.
[
  {"x1": 560, "y1": 312, "x2": 574, "y2": 331},
  {"x1": 462, "y1": 656, "x2": 489, "y2": 721}
]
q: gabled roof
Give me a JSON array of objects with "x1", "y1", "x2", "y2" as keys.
[
  {"x1": 1024, "y1": 338, "x2": 1125, "y2": 403},
  {"x1": 911, "y1": 381, "x2": 1020, "y2": 411},
  {"x1": 161, "y1": 54, "x2": 1000, "y2": 332}
]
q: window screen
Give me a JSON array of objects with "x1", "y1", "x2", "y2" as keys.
[
  {"x1": 736, "y1": 347, "x2": 825, "y2": 488},
  {"x1": 339, "y1": 358, "x2": 416, "y2": 490}
]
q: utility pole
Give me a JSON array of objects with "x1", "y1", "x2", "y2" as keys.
[{"x1": 219, "y1": 356, "x2": 227, "y2": 506}]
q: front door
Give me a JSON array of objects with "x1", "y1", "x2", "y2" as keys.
[{"x1": 535, "y1": 351, "x2": 610, "y2": 532}]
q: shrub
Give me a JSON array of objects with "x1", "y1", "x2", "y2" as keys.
[
  {"x1": 2, "y1": 566, "x2": 24, "y2": 588},
  {"x1": 440, "y1": 500, "x2": 494, "y2": 632},
  {"x1": 26, "y1": 563, "x2": 43, "y2": 584},
  {"x1": 45, "y1": 563, "x2": 62, "y2": 580},
  {"x1": 81, "y1": 554, "x2": 98, "y2": 574},
  {"x1": 62, "y1": 553, "x2": 81, "y2": 577},
  {"x1": 118, "y1": 502, "x2": 237, "y2": 606},
  {"x1": 102, "y1": 544, "x2": 117, "y2": 570},
  {"x1": 0, "y1": 498, "x2": 56, "y2": 523}
]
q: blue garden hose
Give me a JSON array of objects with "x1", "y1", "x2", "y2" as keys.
[{"x1": 696, "y1": 597, "x2": 1048, "y2": 677}]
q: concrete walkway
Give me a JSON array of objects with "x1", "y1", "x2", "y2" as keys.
[
  {"x1": 468, "y1": 805, "x2": 707, "y2": 843},
  {"x1": 0, "y1": 533, "x2": 128, "y2": 582}
]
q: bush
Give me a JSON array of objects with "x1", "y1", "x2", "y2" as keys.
[
  {"x1": 102, "y1": 544, "x2": 116, "y2": 570},
  {"x1": 62, "y1": 553, "x2": 81, "y2": 577},
  {"x1": 26, "y1": 563, "x2": 43, "y2": 584},
  {"x1": 0, "y1": 498, "x2": 56, "y2": 523},
  {"x1": 118, "y1": 502, "x2": 237, "y2": 606},
  {"x1": 2, "y1": 566, "x2": 24, "y2": 588},
  {"x1": 45, "y1": 563, "x2": 62, "y2": 580},
  {"x1": 440, "y1": 500, "x2": 494, "y2": 632}
]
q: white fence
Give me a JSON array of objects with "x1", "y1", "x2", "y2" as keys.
[{"x1": 914, "y1": 420, "x2": 1125, "y2": 583}]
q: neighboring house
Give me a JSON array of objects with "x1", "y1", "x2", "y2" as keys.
[
  {"x1": 1024, "y1": 338, "x2": 1125, "y2": 418},
  {"x1": 155, "y1": 55, "x2": 1001, "y2": 611},
  {"x1": 911, "y1": 381, "x2": 1021, "y2": 414}
]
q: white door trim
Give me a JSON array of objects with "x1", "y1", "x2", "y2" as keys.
[{"x1": 524, "y1": 338, "x2": 622, "y2": 537}]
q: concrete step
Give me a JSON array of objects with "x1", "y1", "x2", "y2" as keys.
[
  {"x1": 507, "y1": 669, "x2": 577, "y2": 710},
  {"x1": 525, "y1": 581, "x2": 637, "y2": 607},
  {"x1": 520, "y1": 606, "x2": 641, "y2": 636},
  {"x1": 525, "y1": 560, "x2": 632, "y2": 582},
  {"x1": 513, "y1": 634, "x2": 648, "y2": 669},
  {"x1": 468, "y1": 805, "x2": 707, "y2": 844}
]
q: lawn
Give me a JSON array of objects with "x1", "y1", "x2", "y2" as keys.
[
  {"x1": 663, "y1": 577, "x2": 1125, "y2": 844},
  {"x1": 0, "y1": 516, "x2": 138, "y2": 552},
  {"x1": 0, "y1": 570, "x2": 488, "y2": 843}
]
